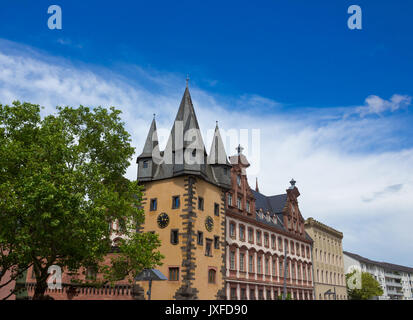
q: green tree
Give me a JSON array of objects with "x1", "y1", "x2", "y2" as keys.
[
  {"x1": 0, "y1": 101, "x2": 163, "y2": 300},
  {"x1": 346, "y1": 270, "x2": 384, "y2": 300}
]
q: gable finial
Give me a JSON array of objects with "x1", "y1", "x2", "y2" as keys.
[
  {"x1": 186, "y1": 74, "x2": 190, "y2": 88},
  {"x1": 256, "y1": 177, "x2": 259, "y2": 192}
]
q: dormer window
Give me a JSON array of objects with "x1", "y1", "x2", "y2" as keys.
[
  {"x1": 192, "y1": 149, "x2": 196, "y2": 157},
  {"x1": 143, "y1": 160, "x2": 148, "y2": 168},
  {"x1": 246, "y1": 200, "x2": 250, "y2": 213}
]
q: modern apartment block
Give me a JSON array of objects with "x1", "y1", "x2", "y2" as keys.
[{"x1": 343, "y1": 251, "x2": 413, "y2": 300}]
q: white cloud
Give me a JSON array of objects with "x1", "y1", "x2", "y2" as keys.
[
  {"x1": 355, "y1": 94, "x2": 412, "y2": 117},
  {"x1": 1, "y1": 39, "x2": 413, "y2": 266}
]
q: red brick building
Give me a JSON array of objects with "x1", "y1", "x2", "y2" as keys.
[{"x1": 225, "y1": 147, "x2": 314, "y2": 300}]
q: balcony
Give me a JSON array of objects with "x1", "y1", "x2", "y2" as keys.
[
  {"x1": 387, "y1": 289, "x2": 403, "y2": 296},
  {"x1": 385, "y1": 272, "x2": 402, "y2": 279},
  {"x1": 386, "y1": 281, "x2": 402, "y2": 287}
]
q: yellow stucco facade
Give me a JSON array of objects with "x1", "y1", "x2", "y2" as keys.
[
  {"x1": 304, "y1": 218, "x2": 347, "y2": 300},
  {"x1": 136, "y1": 176, "x2": 226, "y2": 300}
]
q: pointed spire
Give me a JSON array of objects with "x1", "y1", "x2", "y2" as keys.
[
  {"x1": 208, "y1": 121, "x2": 230, "y2": 165},
  {"x1": 137, "y1": 117, "x2": 159, "y2": 159},
  {"x1": 168, "y1": 85, "x2": 206, "y2": 153},
  {"x1": 256, "y1": 177, "x2": 260, "y2": 192}
]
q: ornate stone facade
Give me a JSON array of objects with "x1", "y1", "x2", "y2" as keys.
[{"x1": 225, "y1": 149, "x2": 314, "y2": 300}]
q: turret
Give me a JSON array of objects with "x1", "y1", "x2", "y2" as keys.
[{"x1": 137, "y1": 116, "x2": 159, "y2": 181}]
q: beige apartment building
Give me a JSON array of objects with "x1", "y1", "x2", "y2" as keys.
[{"x1": 304, "y1": 218, "x2": 347, "y2": 300}]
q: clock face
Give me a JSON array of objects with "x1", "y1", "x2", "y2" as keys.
[
  {"x1": 157, "y1": 213, "x2": 169, "y2": 229},
  {"x1": 205, "y1": 216, "x2": 214, "y2": 232}
]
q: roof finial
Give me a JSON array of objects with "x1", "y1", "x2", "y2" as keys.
[
  {"x1": 256, "y1": 177, "x2": 259, "y2": 192},
  {"x1": 153, "y1": 113, "x2": 156, "y2": 120},
  {"x1": 216, "y1": 120, "x2": 218, "y2": 128},
  {"x1": 236, "y1": 144, "x2": 244, "y2": 155},
  {"x1": 289, "y1": 178, "x2": 296, "y2": 189},
  {"x1": 186, "y1": 74, "x2": 190, "y2": 88}
]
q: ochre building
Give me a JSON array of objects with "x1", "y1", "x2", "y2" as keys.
[
  {"x1": 304, "y1": 218, "x2": 347, "y2": 300},
  {"x1": 135, "y1": 85, "x2": 231, "y2": 299}
]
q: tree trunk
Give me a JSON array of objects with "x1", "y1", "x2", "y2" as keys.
[{"x1": 32, "y1": 279, "x2": 48, "y2": 300}]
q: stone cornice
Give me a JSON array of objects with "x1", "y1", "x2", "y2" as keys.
[{"x1": 304, "y1": 218, "x2": 343, "y2": 239}]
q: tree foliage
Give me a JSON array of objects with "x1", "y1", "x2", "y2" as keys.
[
  {"x1": 346, "y1": 270, "x2": 384, "y2": 300},
  {"x1": 0, "y1": 101, "x2": 163, "y2": 299}
]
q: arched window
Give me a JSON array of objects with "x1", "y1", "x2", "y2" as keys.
[{"x1": 208, "y1": 269, "x2": 216, "y2": 283}]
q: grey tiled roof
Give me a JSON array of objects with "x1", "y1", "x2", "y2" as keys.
[
  {"x1": 252, "y1": 189, "x2": 287, "y2": 230},
  {"x1": 252, "y1": 189, "x2": 313, "y2": 243},
  {"x1": 344, "y1": 251, "x2": 413, "y2": 273},
  {"x1": 137, "y1": 87, "x2": 231, "y2": 189}
]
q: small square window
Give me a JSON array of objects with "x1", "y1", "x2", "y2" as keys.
[{"x1": 169, "y1": 267, "x2": 179, "y2": 281}]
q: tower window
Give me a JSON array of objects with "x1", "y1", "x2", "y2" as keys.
[
  {"x1": 172, "y1": 196, "x2": 180, "y2": 209},
  {"x1": 208, "y1": 269, "x2": 216, "y2": 283},
  {"x1": 150, "y1": 198, "x2": 157, "y2": 211},
  {"x1": 171, "y1": 229, "x2": 179, "y2": 245},
  {"x1": 169, "y1": 267, "x2": 179, "y2": 281},
  {"x1": 197, "y1": 231, "x2": 203, "y2": 245},
  {"x1": 205, "y1": 239, "x2": 213, "y2": 257},
  {"x1": 214, "y1": 203, "x2": 220, "y2": 216},
  {"x1": 214, "y1": 236, "x2": 220, "y2": 249},
  {"x1": 198, "y1": 197, "x2": 204, "y2": 210}
]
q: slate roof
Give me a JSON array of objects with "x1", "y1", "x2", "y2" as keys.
[
  {"x1": 344, "y1": 251, "x2": 413, "y2": 273},
  {"x1": 252, "y1": 189, "x2": 313, "y2": 243},
  {"x1": 137, "y1": 87, "x2": 231, "y2": 189},
  {"x1": 252, "y1": 189, "x2": 287, "y2": 230},
  {"x1": 137, "y1": 117, "x2": 159, "y2": 159}
]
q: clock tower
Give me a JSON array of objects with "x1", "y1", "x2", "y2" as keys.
[{"x1": 135, "y1": 85, "x2": 231, "y2": 299}]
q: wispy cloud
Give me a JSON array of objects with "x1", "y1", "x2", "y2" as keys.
[
  {"x1": 1, "y1": 39, "x2": 413, "y2": 266},
  {"x1": 362, "y1": 184, "x2": 404, "y2": 202}
]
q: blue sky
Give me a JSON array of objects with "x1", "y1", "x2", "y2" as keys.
[{"x1": 1, "y1": 1, "x2": 413, "y2": 266}]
